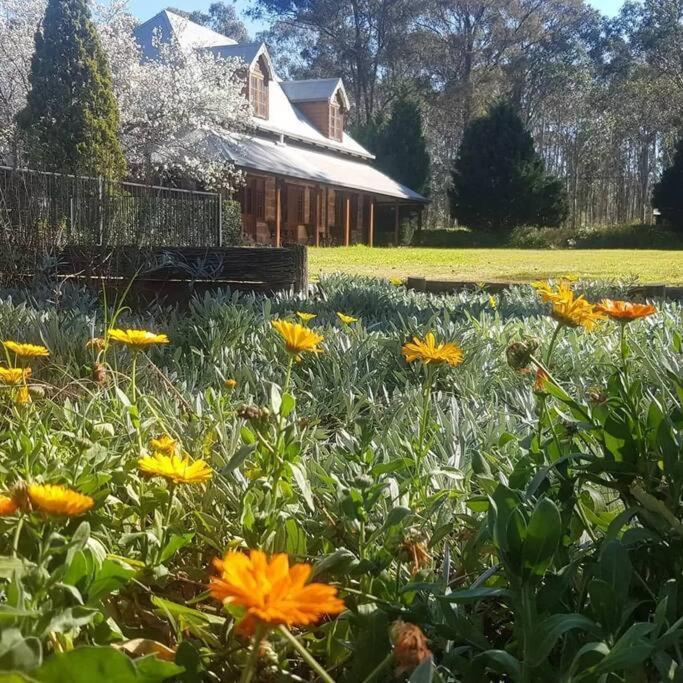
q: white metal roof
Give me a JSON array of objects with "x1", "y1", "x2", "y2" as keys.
[
  {"x1": 134, "y1": 10, "x2": 237, "y2": 60},
  {"x1": 281, "y1": 79, "x2": 350, "y2": 109},
  {"x1": 202, "y1": 132, "x2": 427, "y2": 203}
]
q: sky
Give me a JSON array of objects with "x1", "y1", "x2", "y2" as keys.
[{"x1": 128, "y1": 0, "x2": 626, "y2": 36}]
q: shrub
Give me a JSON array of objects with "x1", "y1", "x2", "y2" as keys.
[{"x1": 653, "y1": 137, "x2": 683, "y2": 230}]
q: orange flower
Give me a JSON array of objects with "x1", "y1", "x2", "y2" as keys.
[
  {"x1": 27, "y1": 484, "x2": 94, "y2": 516},
  {"x1": 272, "y1": 320, "x2": 323, "y2": 357},
  {"x1": 0, "y1": 495, "x2": 18, "y2": 516},
  {"x1": 391, "y1": 620, "x2": 432, "y2": 676},
  {"x1": 209, "y1": 549, "x2": 344, "y2": 634},
  {"x1": 596, "y1": 299, "x2": 657, "y2": 322},
  {"x1": 225, "y1": 378, "x2": 237, "y2": 389}
]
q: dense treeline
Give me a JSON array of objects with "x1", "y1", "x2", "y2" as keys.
[{"x1": 252, "y1": 0, "x2": 683, "y2": 227}]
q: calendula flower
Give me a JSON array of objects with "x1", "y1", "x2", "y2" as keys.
[
  {"x1": 336, "y1": 312, "x2": 359, "y2": 325},
  {"x1": 209, "y1": 549, "x2": 344, "y2": 635},
  {"x1": 3, "y1": 341, "x2": 49, "y2": 358},
  {"x1": 15, "y1": 386, "x2": 31, "y2": 405},
  {"x1": 225, "y1": 378, "x2": 237, "y2": 389},
  {"x1": 596, "y1": 299, "x2": 657, "y2": 322},
  {"x1": 149, "y1": 434, "x2": 179, "y2": 456},
  {"x1": 535, "y1": 282, "x2": 603, "y2": 330},
  {"x1": 0, "y1": 367, "x2": 31, "y2": 385},
  {"x1": 107, "y1": 329, "x2": 169, "y2": 350},
  {"x1": 138, "y1": 453, "x2": 212, "y2": 485},
  {"x1": 389, "y1": 277, "x2": 404, "y2": 287},
  {"x1": 27, "y1": 484, "x2": 94, "y2": 516},
  {"x1": 402, "y1": 332, "x2": 464, "y2": 367},
  {"x1": 295, "y1": 311, "x2": 317, "y2": 323},
  {"x1": 488, "y1": 294, "x2": 497, "y2": 310},
  {"x1": 272, "y1": 320, "x2": 323, "y2": 357},
  {"x1": 391, "y1": 620, "x2": 432, "y2": 676},
  {"x1": 0, "y1": 495, "x2": 18, "y2": 516}
]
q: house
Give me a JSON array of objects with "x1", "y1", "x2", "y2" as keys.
[{"x1": 134, "y1": 10, "x2": 427, "y2": 247}]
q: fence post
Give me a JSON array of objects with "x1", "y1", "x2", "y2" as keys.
[
  {"x1": 291, "y1": 244, "x2": 308, "y2": 296},
  {"x1": 217, "y1": 193, "x2": 223, "y2": 247}
]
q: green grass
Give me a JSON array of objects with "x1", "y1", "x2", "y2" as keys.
[{"x1": 309, "y1": 246, "x2": 683, "y2": 284}]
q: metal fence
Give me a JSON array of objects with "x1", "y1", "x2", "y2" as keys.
[{"x1": 0, "y1": 166, "x2": 223, "y2": 260}]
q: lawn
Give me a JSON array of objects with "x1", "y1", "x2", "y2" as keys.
[{"x1": 309, "y1": 245, "x2": 683, "y2": 284}]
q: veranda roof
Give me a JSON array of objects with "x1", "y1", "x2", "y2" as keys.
[{"x1": 205, "y1": 133, "x2": 428, "y2": 204}]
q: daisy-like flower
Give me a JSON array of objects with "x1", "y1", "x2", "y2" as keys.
[
  {"x1": 138, "y1": 452, "x2": 212, "y2": 485},
  {"x1": 27, "y1": 484, "x2": 94, "y2": 516},
  {"x1": 107, "y1": 329, "x2": 169, "y2": 351},
  {"x1": 534, "y1": 282, "x2": 603, "y2": 330},
  {"x1": 336, "y1": 312, "x2": 359, "y2": 325},
  {"x1": 0, "y1": 495, "x2": 18, "y2": 516},
  {"x1": 488, "y1": 294, "x2": 497, "y2": 310},
  {"x1": 15, "y1": 386, "x2": 31, "y2": 405},
  {"x1": 389, "y1": 277, "x2": 404, "y2": 287},
  {"x1": 149, "y1": 434, "x2": 179, "y2": 456},
  {"x1": 295, "y1": 311, "x2": 317, "y2": 323},
  {"x1": 0, "y1": 367, "x2": 31, "y2": 385},
  {"x1": 225, "y1": 378, "x2": 237, "y2": 389},
  {"x1": 272, "y1": 320, "x2": 323, "y2": 358},
  {"x1": 3, "y1": 341, "x2": 49, "y2": 358},
  {"x1": 402, "y1": 332, "x2": 464, "y2": 367},
  {"x1": 209, "y1": 549, "x2": 345, "y2": 635},
  {"x1": 596, "y1": 299, "x2": 657, "y2": 322}
]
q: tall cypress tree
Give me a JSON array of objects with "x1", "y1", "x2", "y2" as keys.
[
  {"x1": 371, "y1": 92, "x2": 430, "y2": 196},
  {"x1": 18, "y1": 0, "x2": 126, "y2": 177},
  {"x1": 652, "y1": 137, "x2": 683, "y2": 231},
  {"x1": 449, "y1": 102, "x2": 567, "y2": 231}
]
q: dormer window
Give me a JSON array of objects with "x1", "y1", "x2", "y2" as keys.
[
  {"x1": 329, "y1": 94, "x2": 344, "y2": 141},
  {"x1": 249, "y1": 58, "x2": 269, "y2": 119}
]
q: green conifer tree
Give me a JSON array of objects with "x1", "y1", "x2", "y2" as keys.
[
  {"x1": 373, "y1": 92, "x2": 430, "y2": 196},
  {"x1": 653, "y1": 137, "x2": 683, "y2": 231},
  {"x1": 18, "y1": 0, "x2": 126, "y2": 177},
  {"x1": 449, "y1": 102, "x2": 567, "y2": 231}
]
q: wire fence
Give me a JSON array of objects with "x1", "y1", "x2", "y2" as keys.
[{"x1": 0, "y1": 166, "x2": 223, "y2": 268}]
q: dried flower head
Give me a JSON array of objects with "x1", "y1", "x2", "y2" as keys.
[
  {"x1": 391, "y1": 620, "x2": 432, "y2": 676},
  {"x1": 505, "y1": 338, "x2": 539, "y2": 371}
]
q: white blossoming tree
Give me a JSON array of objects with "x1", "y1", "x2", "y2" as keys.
[{"x1": 0, "y1": 0, "x2": 250, "y2": 186}]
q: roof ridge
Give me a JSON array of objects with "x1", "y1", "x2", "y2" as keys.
[{"x1": 282, "y1": 77, "x2": 341, "y2": 84}]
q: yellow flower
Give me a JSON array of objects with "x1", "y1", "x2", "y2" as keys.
[
  {"x1": 225, "y1": 378, "x2": 237, "y2": 389},
  {"x1": 0, "y1": 367, "x2": 31, "y2": 385},
  {"x1": 402, "y1": 332, "x2": 464, "y2": 367},
  {"x1": 0, "y1": 495, "x2": 18, "y2": 516},
  {"x1": 488, "y1": 294, "x2": 497, "y2": 310},
  {"x1": 3, "y1": 341, "x2": 49, "y2": 358},
  {"x1": 272, "y1": 320, "x2": 323, "y2": 357},
  {"x1": 27, "y1": 484, "x2": 94, "y2": 516},
  {"x1": 209, "y1": 549, "x2": 345, "y2": 635},
  {"x1": 336, "y1": 312, "x2": 359, "y2": 325},
  {"x1": 86, "y1": 337, "x2": 107, "y2": 351},
  {"x1": 138, "y1": 453, "x2": 212, "y2": 485},
  {"x1": 15, "y1": 386, "x2": 31, "y2": 405},
  {"x1": 149, "y1": 434, "x2": 179, "y2": 456},
  {"x1": 107, "y1": 329, "x2": 169, "y2": 350},
  {"x1": 596, "y1": 299, "x2": 657, "y2": 322},
  {"x1": 389, "y1": 277, "x2": 404, "y2": 287},
  {"x1": 534, "y1": 282, "x2": 603, "y2": 330},
  {"x1": 295, "y1": 311, "x2": 317, "y2": 323}
]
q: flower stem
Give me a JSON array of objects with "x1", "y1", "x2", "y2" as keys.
[
  {"x1": 278, "y1": 625, "x2": 336, "y2": 683},
  {"x1": 154, "y1": 483, "x2": 176, "y2": 566},
  {"x1": 12, "y1": 514, "x2": 24, "y2": 558},
  {"x1": 239, "y1": 623, "x2": 268, "y2": 683},
  {"x1": 360, "y1": 652, "x2": 394, "y2": 683}
]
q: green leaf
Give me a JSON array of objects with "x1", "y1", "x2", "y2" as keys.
[
  {"x1": 0, "y1": 629, "x2": 42, "y2": 673},
  {"x1": 159, "y1": 533, "x2": 194, "y2": 563},
  {"x1": 528, "y1": 614, "x2": 601, "y2": 666},
  {"x1": 409, "y1": 657, "x2": 435, "y2": 682},
  {"x1": 87, "y1": 559, "x2": 135, "y2": 603},
  {"x1": 312, "y1": 548, "x2": 359, "y2": 578},
  {"x1": 521, "y1": 498, "x2": 562, "y2": 577},
  {"x1": 592, "y1": 623, "x2": 656, "y2": 675},
  {"x1": 441, "y1": 587, "x2": 512, "y2": 604},
  {"x1": 289, "y1": 462, "x2": 314, "y2": 511},
  {"x1": 280, "y1": 392, "x2": 296, "y2": 418}
]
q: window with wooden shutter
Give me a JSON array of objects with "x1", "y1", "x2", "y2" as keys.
[
  {"x1": 329, "y1": 100, "x2": 343, "y2": 141},
  {"x1": 249, "y1": 60, "x2": 268, "y2": 119}
]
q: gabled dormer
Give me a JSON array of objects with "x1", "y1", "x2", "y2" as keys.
[
  {"x1": 281, "y1": 79, "x2": 350, "y2": 142},
  {"x1": 248, "y1": 55, "x2": 270, "y2": 119}
]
